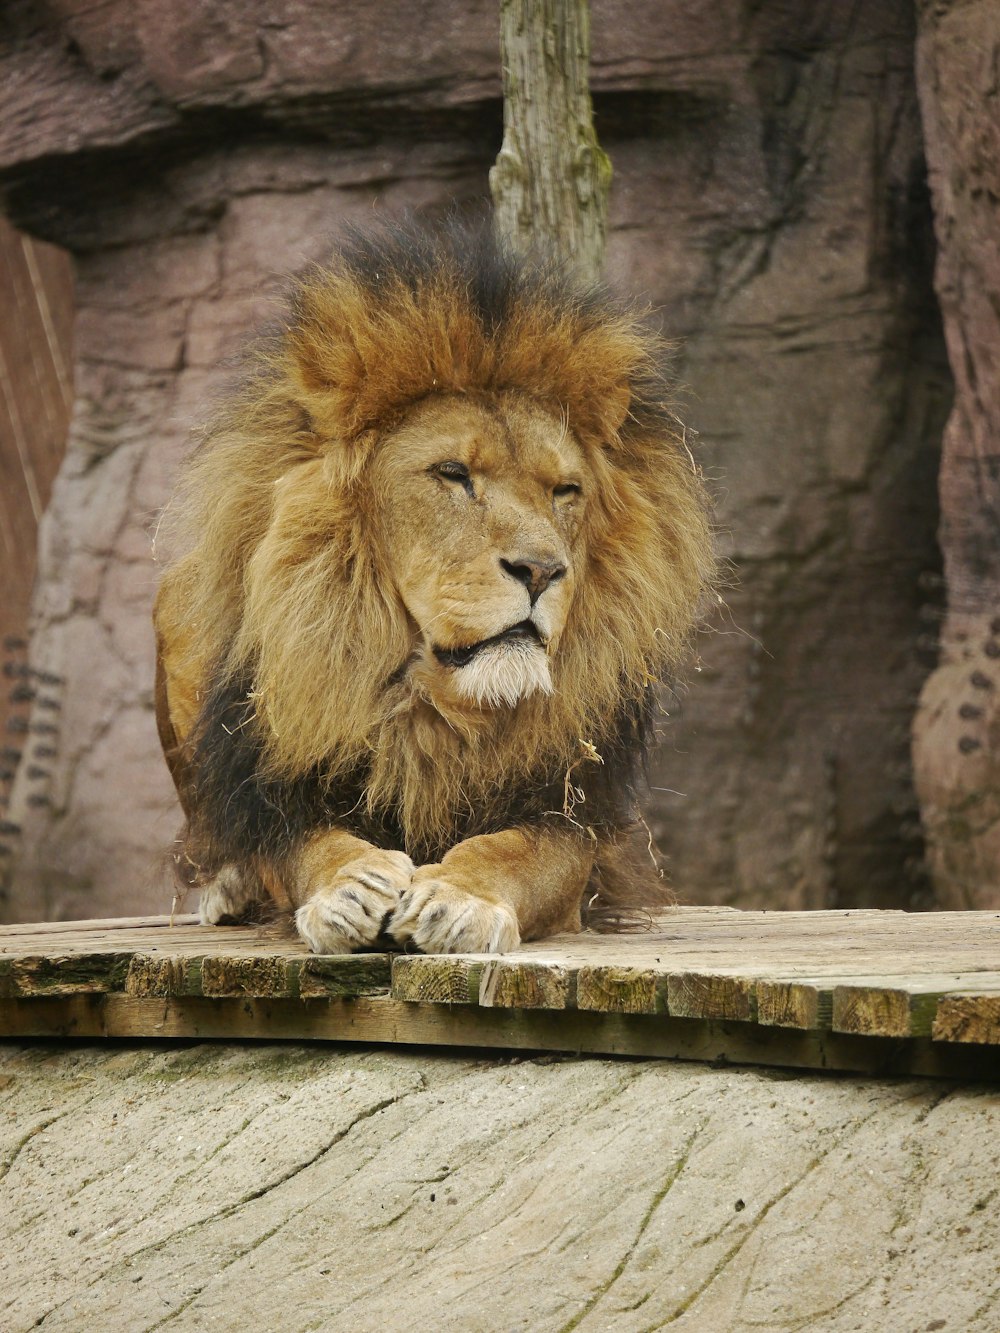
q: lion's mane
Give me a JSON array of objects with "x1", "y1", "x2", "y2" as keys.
[{"x1": 163, "y1": 217, "x2": 714, "y2": 892}]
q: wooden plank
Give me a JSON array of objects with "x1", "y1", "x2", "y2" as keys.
[
  {"x1": 0, "y1": 219, "x2": 72, "y2": 742},
  {"x1": 0, "y1": 951, "x2": 132, "y2": 997},
  {"x1": 480, "y1": 958, "x2": 575, "y2": 1009},
  {"x1": 3, "y1": 907, "x2": 998, "y2": 940},
  {"x1": 1, "y1": 934, "x2": 302, "y2": 957},
  {"x1": 827, "y1": 974, "x2": 1000, "y2": 1039},
  {"x1": 3, "y1": 910, "x2": 1000, "y2": 1060},
  {"x1": 760, "y1": 973, "x2": 1000, "y2": 1034},
  {"x1": 833, "y1": 984, "x2": 941, "y2": 1039},
  {"x1": 933, "y1": 994, "x2": 1000, "y2": 1045},
  {"x1": 392, "y1": 955, "x2": 484, "y2": 1004},
  {"x1": 756, "y1": 979, "x2": 833, "y2": 1030},
  {"x1": 667, "y1": 972, "x2": 756, "y2": 1022},
  {"x1": 125, "y1": 954, "x2": 203, "y2": 998},
  {"x1": 0, "y1": 926, "x2": 309, "y2": 965},
  {"x1": 122, "y1": 951, "x2": 389, "y2": 1001},
  {"x1": 0, "y1": 993, "x2": 997, "y2": 1080},
  {"x1": 3, "y1": 910, "x2": 998, "y2": 972},
  {"x1": 299, "y1": 955, "x2": 392, "y2": 999},
  {"x1": 0, "y1": 914, "x2": 201, "y2": 938},
  {"x1": 200, "y1": 955, "x2": 301, "y2": 999},
  {"x1": 576, "y1": 964, "x2": 664, "y2": 1014}
]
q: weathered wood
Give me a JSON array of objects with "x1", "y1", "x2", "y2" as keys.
[
  {"x1": 1, "y1": 993, "x2": 997, "y2": 1080},
  {"x1": 200, "y1": 955, "x2": 299, "y2": 999},
  {"x1": 0, "y1": 951, "x2": 132, "y2": 997},
  {"x1": 576, "y1": 964, "x2": 664, "y2": 1014},
  {"x1": 3, "y1": 910, "x2": 1000, "y2": 1070},
  {"x1": 489, "y1": 0, "x2": 611, "y2": 283},
  {"x1": 933, "y1": 993, "x2": 1000, "y2": 1045},
  {"x1": 392, "y1": 955, "x2": 484, "y2": 1004},
  {"x1": 0, "y1": 913, "x2": 201, "y2": 936},
  {"x1": 833, "y1": 984, "x2": 940, "y2": 1039},
  {"x1": 667, "y1": 972, "x2": 756, "y2": 1022},
  {"x1": 125, "y1": 954, "x2": 202, "y2": 998},
  {"x1": 831, "y1": 974, "x2": 1000, "y2": 1039},
  {"x1": 756, "y1": 979, "x2": 833, "y2": 1030},
  {"x1": 300, "y1": 954, "x2": 391, "y2": 1000},
  {"x1": 480, "y1": 958, "x2": 575, "y2": 1009},
  {"x1": 125, "y1": 951, "x2": 391, "y2": 1001}
]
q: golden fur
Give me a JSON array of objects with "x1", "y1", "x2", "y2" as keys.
[{"x1": 155, "y1": 218, "x2": 714, "y2": 954}]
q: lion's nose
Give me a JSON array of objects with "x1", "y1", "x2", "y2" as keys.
[{"x1": 500, "y1": 556, "x2": 567, "y2": 604}]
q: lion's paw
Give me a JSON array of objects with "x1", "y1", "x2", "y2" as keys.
[
  {"x1": 388, "y1": 876, "x2": 520, "y2": 954},
  {"x1": 199, "y1": 864, "x2": 267, "y2": 925},
  {"x1": 295, "y1": 850, "x2": 415, "y2": 954}
]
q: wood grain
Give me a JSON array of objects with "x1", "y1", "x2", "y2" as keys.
[
  {"x1": 392, "y1": 955, "x2": 483, "y2": 1004},
  {"x1": 0, "y1": 993, "x2": 996, "y2": 1080},
  {"x1": 2, "y1": 909, "x2": 999, "y2": 1074},
  {"x1": 480, "y1": 959, "x2": 575, "y2": 1009}
]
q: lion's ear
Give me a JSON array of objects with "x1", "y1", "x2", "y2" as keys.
[
  {"x1": 287, "y1": 274, "x2": 448, "y2": 440},
  {"x1": 554, "y1": 321, "x2": 638, "y2": 444},
  {"x1": 604, "y1": 380, "x2": 631, "y2": 435},
  {"x1": 286, "y1": 282, "x2": 367, "y2": 417}
]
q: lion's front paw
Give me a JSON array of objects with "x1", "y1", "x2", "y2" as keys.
[
  {"x1": 295, "y1": 850, "x2": 415, "y2": 954},
  {"x1": 388, "y1": 875, "x2": 520, "y2": 954},
  {"x1": 199, "y1": 864, "x2": 268, "y2": 925}
]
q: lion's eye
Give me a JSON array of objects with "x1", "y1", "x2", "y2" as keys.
[
  {"x1": 553, "y1": 482, "x2": 581, "y2": 499},
  {"x1": 434, "y1": 461, "x2": 470, "y2": 481},
  {"x1": 431, "y1": 460, "x2": 475, "y2": 497}
]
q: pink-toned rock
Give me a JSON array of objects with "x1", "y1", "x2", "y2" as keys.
[
  {"x1": 913, "y1": 0, "x2": 1000, "y2": 909},
  {"x1": 0, "y1": 2, "x2": 956, "y2": 919}
]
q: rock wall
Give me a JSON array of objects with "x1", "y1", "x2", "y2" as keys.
[
  {"x1": 912, "y1": 0, "x2": 1000, "y2": 909},
  {"x1": 0, "y1": 1, "x2": 951, "y2": 919}
]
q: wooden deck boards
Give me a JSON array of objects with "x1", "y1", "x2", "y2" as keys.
[{"x1": 1, "y1": 907, "x2": 998, "y2": 1077}]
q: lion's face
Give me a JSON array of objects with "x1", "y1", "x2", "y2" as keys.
[
  {"x1": 173, "y1": 220, "x2": 712, "y2": 811},
  {"x1": 373, "y1": 393, "x2": 590, "y2": 710}
]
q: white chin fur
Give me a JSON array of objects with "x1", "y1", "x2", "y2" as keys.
[{"x1": 451, "y1": 639, "x2": 553, "y2": 708}]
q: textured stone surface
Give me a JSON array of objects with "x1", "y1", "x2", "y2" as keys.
[
  {"x1": 1, "y1": 140, "x2": 496, "y2": 922},
  {"x1": 912, "y1": 0, "x2": 1000, "y2": 909},
  {"x1": 0, "y1": 1, "x2": 954, "y2": 920},
  {"x1": 612, "y1": 6, "x2": 951, "y2": 911},
  {"x1": 1, "y1": 1042, "x2": 997, "y2": 1330}
]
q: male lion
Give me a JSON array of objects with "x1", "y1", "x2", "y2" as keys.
[{"x1": 154, "y1": 218, "x2": 713, "y2": 955}]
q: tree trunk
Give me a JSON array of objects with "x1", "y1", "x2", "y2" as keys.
[{"x1": 489, "y1": 0, "x2": 611, "y2": 282}]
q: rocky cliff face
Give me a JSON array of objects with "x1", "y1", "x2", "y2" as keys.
[
  {"x1": 912, "y1": 0, "x2": 1000, "y2": 909},
  {"x1": 0, "y1": 1, "x2": 956, "y2": 919}
]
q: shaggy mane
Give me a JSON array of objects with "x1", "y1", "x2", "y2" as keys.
[{"x1": 163, "y1": 215, "x2": 715, "y2": 884}]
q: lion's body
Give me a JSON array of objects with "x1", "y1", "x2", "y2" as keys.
[{"x1": 155, "y1": 219, "x2": 713, "y2": 954}]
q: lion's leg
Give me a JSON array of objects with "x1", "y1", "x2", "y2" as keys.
[
  {"x1": 388, "y1": 826, "x2": 594, "y2": 954},
  {"x1": 290, "y1": 828, "x2": 415, "y2": 954}
]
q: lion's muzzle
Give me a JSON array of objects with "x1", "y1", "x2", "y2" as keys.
[
  {"x1": 433, "y1": 620, "x2": 552, "y2": 709},
  {"x1": 433, "y1": 618, "x2": 544, "y2": 669}
]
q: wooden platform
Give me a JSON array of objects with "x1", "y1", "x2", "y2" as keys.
[{"x1": 2, "y1": 907, "x2": 999, "y2": 1078}]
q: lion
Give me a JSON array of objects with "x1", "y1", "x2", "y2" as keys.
[{"x1": 153, "y1": 217, "x2": 714, "y2": 956}]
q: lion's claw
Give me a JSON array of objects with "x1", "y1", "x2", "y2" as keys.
[
  {"x1": 388, "y1": 877, "x2": 520, "y2": 954},
  {"x1": 295, "y1": 850, "x2": 415, "y2": 953}
]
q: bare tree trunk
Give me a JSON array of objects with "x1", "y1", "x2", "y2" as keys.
[{"x1": 489, "y1": 0, "x2": 611, "y2": 282}]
